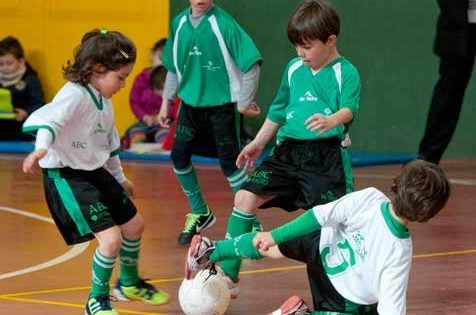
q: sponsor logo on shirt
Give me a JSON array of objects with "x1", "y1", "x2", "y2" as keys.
[
  {"x1": 93, "y1": 121, "x2": 106, "y2": 134},
  {"x1": 189, "y1": 46, "x2": 202, "y2": 56},
  {"x1": 201, "y1": 60, "x2": 221, "y2": 72},
  {"x1": 72, "y1": 141, "x2": 87, "y2": 149},
  {"x1": 299, "y1": 91, "x2": 318, "y2": 102},
  {"x1": 286, "y1": 111, "x2": 295, "y2": 120}
]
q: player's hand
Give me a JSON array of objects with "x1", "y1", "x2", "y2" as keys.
[
  {"x1": 236, "y1": 141, "x2": 263, "y2": 171},
  {"x1": 14, "y1": 108, "x2": 28, "y2": 122},
  {"x1": 22, "y1": 149, "x2": 47, "y2": 174},
  {"x1": 253, "y1": 232, "x2": 276, "y2": 251},
  {"x1": 157, "y1": 99, "x2": 171, "y2": 128},
  {"x1": 121, "y1": 179, "x2": 136, "y2": 199},
  {"x1": 237, "y1": 102, "x2": 261, "y2": 117},
  {"x1": 305, "y1": 113, "x2": 336, "y2": 134}
]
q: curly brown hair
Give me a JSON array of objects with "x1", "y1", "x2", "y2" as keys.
[
  {"x1": 63, "y1": 29, "x2": 136, "y2": 86},
  {"x1": 390, "y1": 160, "x2": 450, "y2": 222}
]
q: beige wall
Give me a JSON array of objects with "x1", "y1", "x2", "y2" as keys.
[{"x1": 0, "y1": 0, "x2": 169, "y2": 135}]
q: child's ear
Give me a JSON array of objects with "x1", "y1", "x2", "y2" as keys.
[
  {"x1": 326, "y1": 35, "x2": 337, "y2": 47},
  {"x1": 92, "y1": 63, "x2": 107, "y2": 74}
]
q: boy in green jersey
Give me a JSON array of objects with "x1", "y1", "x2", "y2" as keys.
[
  {"x1": 216, "y1": 0, "x2": 361, "y2": 297},
  {"x1": 158, "y1": 0, "x2": 263, "y2": 246}
]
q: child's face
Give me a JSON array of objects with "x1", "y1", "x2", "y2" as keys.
[
  {"x1": 294, "y1": 36, "x2": 337, "y2": 71},
  {"x1": 151, "y1": 49, "x2": 163, "y2": 67},
  {"x1": 189, "y1": 0, "x2": 213, "y2": 14},
  {"x1": 0, "y1": 53, "x2": 25, "y2": 75},
  {"x1": 90, "y1": 63, "x2": 134, "y2": 99}
]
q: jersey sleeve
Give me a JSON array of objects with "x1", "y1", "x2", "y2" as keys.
[
  {"x1": 339, "y1": 64, "x2": 361, "y2": 117},
  {"x1": 220, "y1": 13, "x2": 262, "y2": 73},
  {"x1": 376, "y1": 246, "x2": 411, "y2": 315},
  {"x1": 311, "y1": 189, "x2": 373, "y2": 227},
  {"x1": 266, "y1": 63, "x2": 291, "y2": 125},
  {"x1": 22, "y1": 84, "x2": 81, "y2": 141},
  {"x1": 162, "y1": 11, "x2": 187, "y2": 74}
]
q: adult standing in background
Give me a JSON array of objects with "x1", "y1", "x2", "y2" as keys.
[{"x1": 418, "y1": 0, "x2": 476, "y2": 164}]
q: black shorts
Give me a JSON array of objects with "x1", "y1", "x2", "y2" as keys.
[
  {"x1": 42, "y1": 167, "x2": 137, "y2": 245},
  {"x1": 172, "y1": 102, "x2": 243, "y2": 158},
  {"x1": 242, "y1": 138, "x2": 354, "y2": 211},
  {"x1": 278, "y1": 230, "x2": 378, "y2": 314},
  {"x1": 171, "y1": 102, "x2": 244, "y2": 175}
]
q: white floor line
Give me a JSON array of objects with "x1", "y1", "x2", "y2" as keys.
[{"x1": 0, "y1": 206, "x2": 89, "y2": 280}]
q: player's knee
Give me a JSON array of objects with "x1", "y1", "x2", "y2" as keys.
[
  {"x1": 99, "y1": 233, "x2": 122, "y2": 256},
  {"x1": 171, "y1": 150, "x2": 191, "y2": 170},
  {"x1": 234, "y1": 190, "x2": 258, "y2": 214}
]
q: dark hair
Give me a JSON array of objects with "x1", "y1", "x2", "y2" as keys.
[
  {"x1": 63, "y1": 29, "x2": 136, "y2": 85},
  {"x1": 0, "y1": 36, "x2": 25, "y2": 59},
  {"x1": 150, "y1": 65, "x2": 167, "y2": 91},
  {"x1": 152, "y1": 38, "x2": 167, "y2": 53},
  {"x1": 390, "y1": 160, "x2": 450, "y2": 222},
  {"x1": 287, "y1": 0, "x2": 340, "y2": 46}
]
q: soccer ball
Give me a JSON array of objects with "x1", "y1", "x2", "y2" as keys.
[{"x1": 178, "y1": 269, "x2": 231, "y2": 315}]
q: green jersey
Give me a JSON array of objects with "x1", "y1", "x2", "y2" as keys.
[
  {"x1": 267, "y1": 57, "x2": 360, "y2": 142},
  {"x1": 162, "y1": 6, "x2": 262, "y2": 107}
]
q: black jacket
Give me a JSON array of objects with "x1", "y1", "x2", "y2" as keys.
[{"x1": 434, "y1": 0, "x2": 471, "y2": 57}]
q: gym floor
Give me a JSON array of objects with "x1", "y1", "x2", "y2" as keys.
[{"x1": 0, "y1": 155, "x2": 475, "y2": 314}]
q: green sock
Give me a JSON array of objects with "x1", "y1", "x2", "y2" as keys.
[
  {"x1": 226, "y1": 169, "x2": 248, "y2": 193},
  {"x1": 119, "y1": 237, "x2": 141, "y2": 286},
  {"x1": 90, "y1": 249, "x2": 116, "y2": 298},
  {"x1": 174, "y1": 164, "x2": 208, "y2": 214},
  {"x1": 212, "y1": 231, "x2": 262, "y2": 263},
  {"x1": 218, "y1": 208, "x2": 255, "y2": 282}
]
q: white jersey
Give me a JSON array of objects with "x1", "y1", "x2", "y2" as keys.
[
  {"x1": 312, "y1": 188, "x2": 412, "y2": 315},
  {"x1": 23, "y1": 82, "x2": 122, "y2": 172}
]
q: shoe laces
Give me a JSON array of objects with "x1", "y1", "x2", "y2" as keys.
[
  {"x1": 183, "y1": 213, "x2": 201, "y2": 232},
  {"x1": 133, "y1": 279, "x2": 157, "y2": 299},
  {"x1": 93, "y1": 295, "x2": 115, "y2": 310}
]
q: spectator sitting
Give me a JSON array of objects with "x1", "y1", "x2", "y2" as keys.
[{"x1": 0, "y1": 36, "x2": 44, "y2": 140}]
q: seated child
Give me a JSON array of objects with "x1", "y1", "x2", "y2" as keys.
[
  {"x1": 122, "y1": 39, "x2": 172, "y2": 148},
  {"x1": 0, "y1": 36, "x2": 44, "y2": 140}
]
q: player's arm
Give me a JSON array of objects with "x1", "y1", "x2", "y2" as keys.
[
  {"x1": 158, "y1": 71, "x2": 179, "y2": 127},
  {"x1": 236, "y1": 119, "x2": 280, "y2": 170},
  {"x1": 305, "y1": 107, "x2": 353, "y2": 134},
  {"x1": 22, "y1": 128, "x2": 52, "y2": 174},
  {"x1": 376, "y1": 253, "x2": 411, "y2": 315},
  {"x1": 253, "y1": 210, "x2": 320, "y2": 251},
  {"x1": 236, "y1": 63, "x2": 261, "y2": 117}
]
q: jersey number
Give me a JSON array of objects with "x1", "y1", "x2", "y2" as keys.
[{"x1": 320, "y1": 239, "x2": 356, "y2": 275}]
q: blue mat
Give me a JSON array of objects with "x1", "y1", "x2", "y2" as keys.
[{"x1": 0, "y1": 141, "x2": 415, "y2": 167}]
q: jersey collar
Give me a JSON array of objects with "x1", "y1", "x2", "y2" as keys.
[
  {"x1": 380, "y1": 202, "x2": 410, "y2": 239},
  {"x1": 85, "y1": 85, "x2": 103, "y2": 110}
]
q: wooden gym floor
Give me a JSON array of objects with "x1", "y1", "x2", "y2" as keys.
[{"x1": 0, "y1": 154, "x2": 475, "y2": 314}]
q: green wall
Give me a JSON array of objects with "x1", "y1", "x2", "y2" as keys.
[{"x1": 171, "y1": 0, "x2": 476, "y2": 158}]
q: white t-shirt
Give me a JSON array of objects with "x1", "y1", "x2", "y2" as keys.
[
  {"x1": 23, "y1": 82, "x2": 125, "y2": 182},
  {"x1": 312, "y1": 188, "x2": 412, "y2": 315}
]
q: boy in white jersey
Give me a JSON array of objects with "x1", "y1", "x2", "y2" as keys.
[
  {"x1": 22, "y1": 29, "x2": 169, "y2": 315},
  {"x1": 216, "y1": 0, "x2": 361, "y2": 296},
  {"x1": 185, "y1": 159, "x2": 451, "y2": 315},
  {"x1": 158, "y1": 0, "x2": 263, "y2": 246}
]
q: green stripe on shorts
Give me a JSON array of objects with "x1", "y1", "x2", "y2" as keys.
[{"x1": 51, "y1": 172, "x2": 92, "y2": 236}]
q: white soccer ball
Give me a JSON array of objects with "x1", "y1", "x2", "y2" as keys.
[{"x1": 178, "y1": 269, "x2": 231, "y2": 315}]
